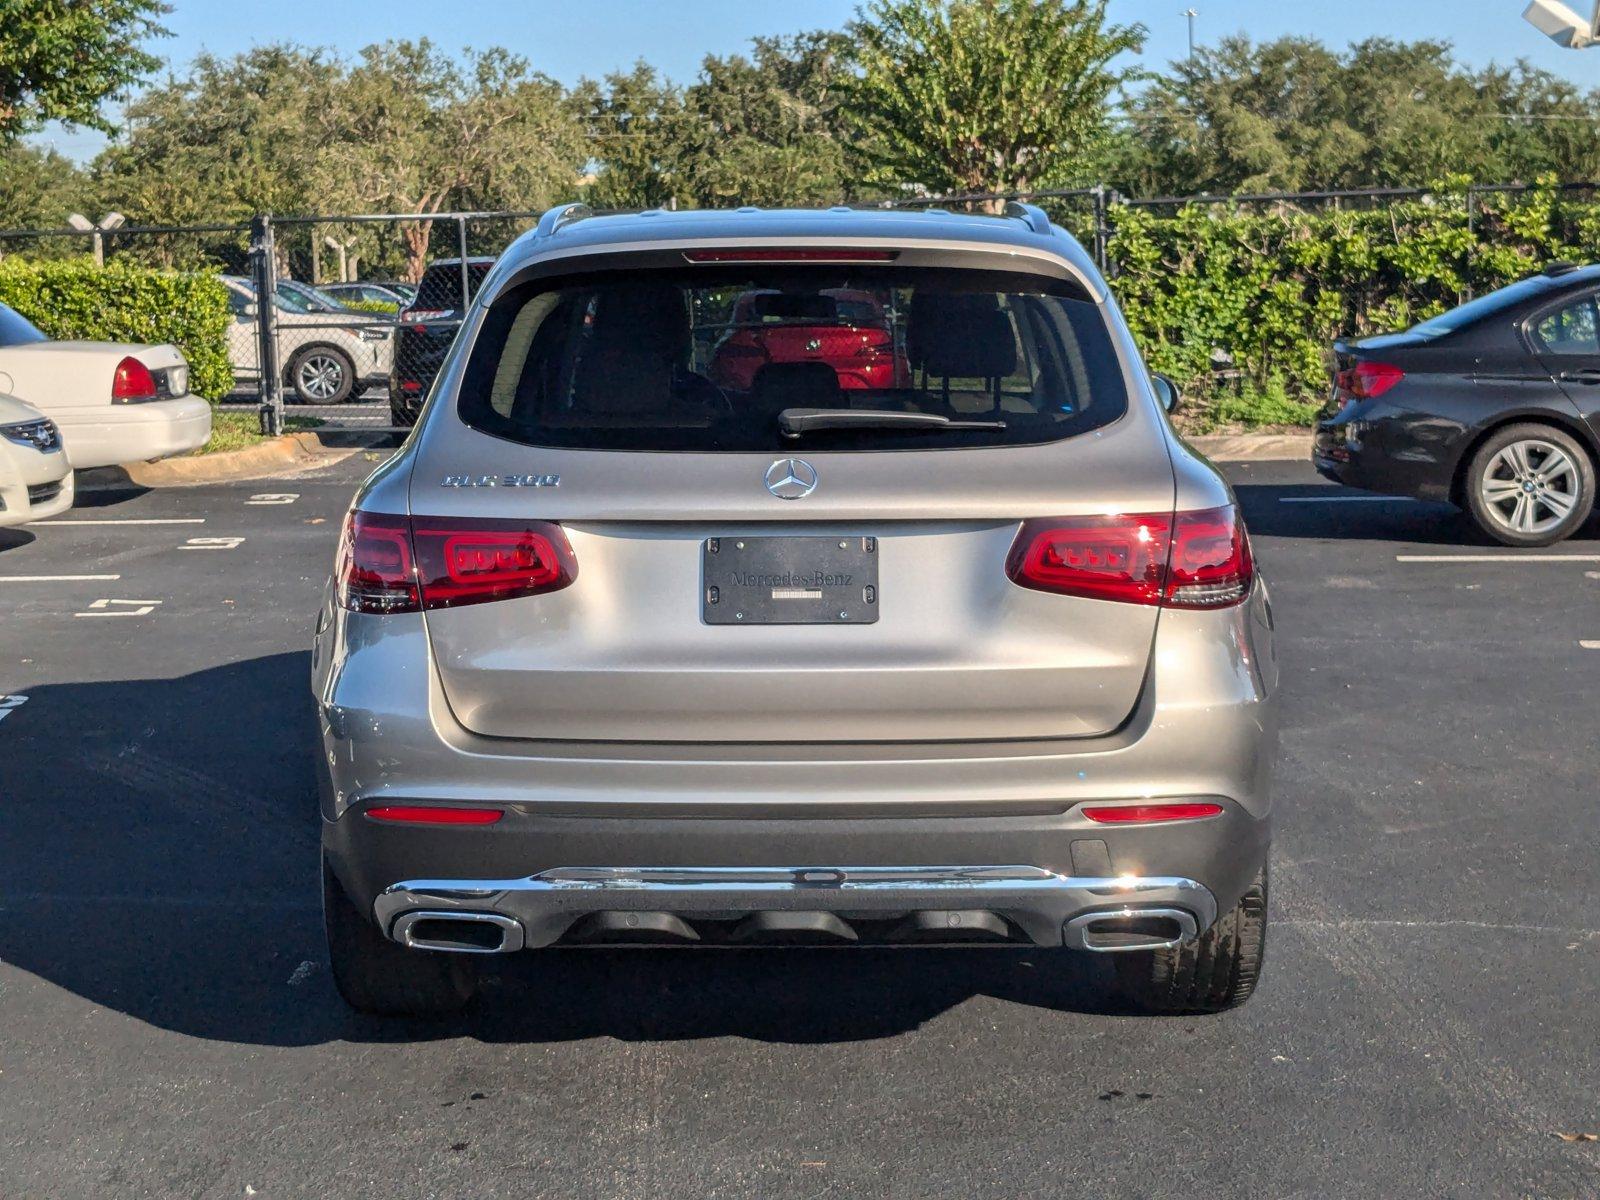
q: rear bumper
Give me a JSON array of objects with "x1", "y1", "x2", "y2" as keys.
[
  {"x1": 372, "y1": 865, "x2": 1220, "y2": 952},
  {"x1": 325, "y1": 797, "x2": 1267, "y2": 949},
  {"x1": 1313, "y1": 406, "x2": 1456, "y2": 501},
  {"x1": 53, "y1": 397, "x2": 211, "y2": 469}
]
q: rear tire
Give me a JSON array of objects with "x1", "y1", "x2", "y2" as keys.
[
  {"x1": 1464, "y1": 423, "x2": 1594, "y2": 547},
  {"x1": 289, "y1": 345, "x2": 356, "y2": 405},
  {"x1": 1112, "y1": 865, "x2": 1267, "y2": 1014},
  {"x1": 322, "y1": 854, "x2": 477, "y2": 1016}
]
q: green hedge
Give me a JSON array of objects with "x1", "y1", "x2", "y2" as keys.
[
  {"x1": 1106, "y1": 179, "x2": 1600, "y2": 429},
  {"x1": 0, "y1": 259, "x2": 233, "y2": 400}
]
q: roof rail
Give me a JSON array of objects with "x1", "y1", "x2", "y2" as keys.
[
  {"x1": 535, "y1": 202, "x2": 593, "y2": 239},
  {"x1": 1004, "y1": 201, "x2": 1053, "y2": 237}
]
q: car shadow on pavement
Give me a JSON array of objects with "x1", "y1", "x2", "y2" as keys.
[
  {"x1": 0, "y1": 527, "x2": 36, "y2": 552},
  {"x1": 1233, "y1": 482, "x2": 1600, "y2": 547},
  {"x1": 0, "y1": 651, "x2": 1136, "y2": 1048}
]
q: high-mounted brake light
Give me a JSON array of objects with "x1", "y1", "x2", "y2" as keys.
[
  {"x1": 365, "y1": 804, "x2": 504, "y2": 825},
  {"x1": 1007, "y1": 506, "x2": 1253, "y2": 609},
  {"x1": 336, "y1": 512, "x2": 577, "y2": 614},
  {"x1": 111, "y1": 356, "x2": 158, "y2": 403},
  {"x1": 683, "y1": 248, "x2": 899, "y2": 263},
  {"x1": 1081, "y1": 802, "x2": 1224, "y2": 824},
  {"x1": 1336, "y1": 360, "x2": 1404, "y2": 400}
]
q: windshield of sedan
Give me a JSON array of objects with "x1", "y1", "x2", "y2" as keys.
[
  {"x1": 275, "y1": 280, "x2": 354, "y2": 314},
  {"x1": 457, "y1": 266, "x2": 1128, "y2": 452},
  {"x1": 0, "y1": 302, "x2": 47, "y2": 348}
]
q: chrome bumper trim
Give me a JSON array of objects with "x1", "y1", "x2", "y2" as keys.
[{"x1": 373, "y1": 867, "x2": 1217, "y2": 950}]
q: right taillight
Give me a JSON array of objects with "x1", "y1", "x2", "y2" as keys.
[
  {"x1": 336, "y1": 511, "x2": 576, "y2": 614},
  {"x1": 1007, "y1": 505, "x2": 1252, "y2": 609},
  {"x1": 112, "y1": 356, "x2": 159, "y2": 403},
  {"x1": 1335, "y1": 360, "x2": 1404, "y2": 400}
]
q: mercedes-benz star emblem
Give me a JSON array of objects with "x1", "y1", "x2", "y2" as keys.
[{"x1": 764, "y1": 457, "x2": 818, "y2": 500}]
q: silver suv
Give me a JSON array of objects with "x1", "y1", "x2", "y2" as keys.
[{"x1": 314, "y1": 203, "x2": 1277, "y2": 1016}]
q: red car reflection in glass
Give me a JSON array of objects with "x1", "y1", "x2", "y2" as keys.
[{"x1": 708, "y1": 289, "x2": 910, "y2": 392}]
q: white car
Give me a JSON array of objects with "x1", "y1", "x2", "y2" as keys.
[
  {"x1": 0, "y1": 303, "x2": 210, "y2": 470},
  {"x1": 0, "y1": 393, "x2": 73, "y2": 527},
  {"x1": 223, "y1": 277, "x2": 395, "y2": 404}
]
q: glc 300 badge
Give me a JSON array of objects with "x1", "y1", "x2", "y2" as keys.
[{"x1": 442, "y1": 473, "x2": 560, "y2": 488}]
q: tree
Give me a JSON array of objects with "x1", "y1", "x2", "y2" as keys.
[
  {"x1": 571, "y1": 63, "x2": 689, "y2": 211},
  {"x1": 1113, "y1": 36, "x2": 1600, "y2": 197},
  {"x1": 0, "y1": 142, "x2": 91, "y2": 228},
  {"x1": 845, "y1": 0, "x2": 1144, "y2": 204},
  {"x1": 0, "y1": 1, "x2": 169, "y2": 142},
  {"x1": 321, "y1": 40, "x2": 585, "y2": 279}
]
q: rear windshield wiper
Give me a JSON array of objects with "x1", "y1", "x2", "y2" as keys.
[{"x1": 779, "y1": 407, "x2": 1007, "y2": 438}]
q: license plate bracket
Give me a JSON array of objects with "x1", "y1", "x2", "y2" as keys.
[{"x1": 702, "y1": 536, "x2": 879, "y2": 625}]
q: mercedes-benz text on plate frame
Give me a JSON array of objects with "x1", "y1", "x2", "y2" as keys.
[
  {"x1": 313, "y1": 202, "x2": 1276, "y2": 1018},
  {"x1": 765, "y1": 458, "x2": 817, "y2": 499}
]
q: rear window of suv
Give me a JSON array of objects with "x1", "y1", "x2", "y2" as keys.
[
  {"x1": 456, "y1": 266, "x2": 1127, "y2": 451},
  {"x1": 0, "y1": 302, "x2": 46, "y2": 348}
]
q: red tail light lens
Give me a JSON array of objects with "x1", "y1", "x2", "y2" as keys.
[
  {"x1": 112, "y1": 356, "x2": 158, "y2": 403},
  {"x1": 1082, "y1": 802, "x2": 1224, "y2": 824},
  {"x1": 1007, "y1": 506, "x2": 1252, "y2": 609},
  {"x1": 336, "y1": 512, "x2": 577, "y2": 614},
  {"x1": 337, "y1": 512, "x2": 420, "y2": 614},
  {"x1": 1335, "y1": 360, "x2": 1404, "y2": 400},
  {"x1": 365, "y1": 804, "x2": 504, "y2": 825},
  {"x1": 411, "y1": 517, "x2": 577, "y2": 609}
]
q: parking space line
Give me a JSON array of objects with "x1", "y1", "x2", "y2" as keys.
[
  {"x1": 1396, "y1": 554, "x2": 1600, "y2": 563},
  {"x1": 1580, "y1": 641, "x2": 1600, "y2": 650},
  {"x1": 33, "y1": 518, "x2": 205, "y2": 526},
  {"x1": 0, "y1": 574, "x2": 121, "y2": 582},
  {"x1": 1280, "y1": 495, "x2": 1417, "y2": 503}
]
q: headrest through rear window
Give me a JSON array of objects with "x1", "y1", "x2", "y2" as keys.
[{"x1": 753, "y1": 293, "x2": 838, "y2": 322}]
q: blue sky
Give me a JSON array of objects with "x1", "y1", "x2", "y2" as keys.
[{"x1": 33, "y1": 0, "x2": 1597, "y2": 161}]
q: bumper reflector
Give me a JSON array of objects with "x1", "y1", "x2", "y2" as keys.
[
  {"x1": 1081, "y1": 802, "x2": 1224, "y2": 824},
  {"x1": 365, "y1": 805, "x2": 504, "y2": 826}
]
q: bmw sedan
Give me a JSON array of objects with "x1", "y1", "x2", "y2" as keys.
[{"x1": 1316, "y1": 263, "x2": 1600, "y2": 546}]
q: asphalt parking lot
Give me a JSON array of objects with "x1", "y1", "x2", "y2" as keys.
[{"x1": 0, "y1": 454, "x2": 1596, "y2": 1199}]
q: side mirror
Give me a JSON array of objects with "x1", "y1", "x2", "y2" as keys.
[{"x1": 1151, "y1": 372, "x2": 1180, "y2": 412}]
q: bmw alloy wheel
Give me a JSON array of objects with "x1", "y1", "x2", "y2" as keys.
[{"x1": 1477, "y1": 438, "x2": 1581, "y2": 537}]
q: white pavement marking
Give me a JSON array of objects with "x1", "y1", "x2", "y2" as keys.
[
  {"x1": 33, "y1": 518, "x2": 204, "y2": 526},
  {"x1": 247, "y1": 493, "x2": 298, "y2": 506},
  {"x1": 0, "y1": 574, "x2": 120, "y2": 582},
  {"x1": 74, "y1": 598, "x2": 161, "y2": 618},
  {"x1": 1581, "y1": 641, "x2": 1600, "y2": 650},
  {"x1": 1279, "y1": 495, "x2": 1417, "y2": 503},
  {"x1": 180, "y1": 536, "x2": 245, "y2": 551},
  {"x1": 0, "y1": 695, "x2": 28, "y2": 724},
  {"x1": 1396, "y1": 554, "x2": 1600, "y2": 563}
]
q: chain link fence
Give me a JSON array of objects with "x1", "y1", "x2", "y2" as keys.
[{"x1": 0, "y1": 182, "x2": 1596, "y2": 435}]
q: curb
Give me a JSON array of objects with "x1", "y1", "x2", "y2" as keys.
[
  {"x1": 1185, "y1": 433, "x2": 1309, "y2": 462},
  {"x1": 79, "y1": 430, "x2": 398, "y2": 490}
]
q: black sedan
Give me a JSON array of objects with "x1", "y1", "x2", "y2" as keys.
[{"x1": 1316, "y1": 263, "x2": 1600, "y2": 546}]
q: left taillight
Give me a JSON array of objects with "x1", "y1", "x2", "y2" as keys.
[
  {"x1": 1006, "y1": 505, "x2": 1253, "y2": 610},
  {"x1": 112, "y1": 356, "x2": 158, "y2": 403},
  {"x1": 336, "y1": 511, "x2": 576, "y2": 614},
  {"x1": 1335, "y1": 360, "x2": 1404, "y2": 401}
]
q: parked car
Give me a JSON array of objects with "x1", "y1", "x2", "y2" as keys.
[
  {"x1": 389, "y1": 257, "x2": 495, "y2": 426},
  {"x1": 1317, "y1": 262, "x2": 1600, "y2": 545},
  {"x1": 708, "y1": 288, "x2": 911, "y2": 393},
  {"x1": 320, "y1": 282, "x2": 414, "y2": 312},
  {"x1": 315, "y1": 202, "x2": 1276, "y2": 1017},
  {"x1": 0, "y1": 393, "x2": 73, "y2": 526},
  {"x1": 222, "y1": 276, "x2": 395, "y2": 405},
  {"x1": 0, "y1": 302, "x2": 208, "y2": 469}
]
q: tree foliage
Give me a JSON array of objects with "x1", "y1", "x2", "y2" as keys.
[
  {"x1": 845, "y1": 0, "x2": 1144, "y2": 200},
  {"x1": 0, "y1": 0, "x2": 168, "y2": 141}
]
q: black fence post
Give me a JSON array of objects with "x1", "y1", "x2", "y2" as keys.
[
  {"x1": 1464, "y1": 186, "x2": 1479, "y2": 301},
  {"x1": 456, "y1": 215, "x2": 471, "y2": 313},
  {"x1": 250, "y1": 214, "x2": 283, "y2": 437}
]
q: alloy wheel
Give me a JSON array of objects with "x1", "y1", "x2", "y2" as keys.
[
  {"x1": 1478, "y1": 439, "x2": 1581, "y2": 536},
  {"x1": 297, "y1": 353, "x2": 346, "y2": 402}
]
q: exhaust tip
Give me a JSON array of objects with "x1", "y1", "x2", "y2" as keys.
[
  {"x1": 1064, "y1": 907, "x2": 1197, "y2": 953},
  {"x1": 392, "y1": 910, "x2": 525, "y2": 954}
]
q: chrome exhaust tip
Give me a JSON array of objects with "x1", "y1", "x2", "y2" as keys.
[
  {"x1": 1063, "y1": 907, "x2": 1197, "y2": 953},
  {"x1": 391, "y1": 910, "x2": 525, "y2": 954}
]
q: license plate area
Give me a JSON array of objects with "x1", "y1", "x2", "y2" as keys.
[{"x1": 703, "y1": 536, "x2": 879, "y2": 625}]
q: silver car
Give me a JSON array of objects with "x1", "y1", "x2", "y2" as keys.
[{"x1": 313, "y1": 203, "x2": 1277, "y2": 1016}]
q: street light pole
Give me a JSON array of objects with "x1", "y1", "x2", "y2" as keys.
[{"x1": 1183, "y1": 8, "x2": 1199, "y2": 61}]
